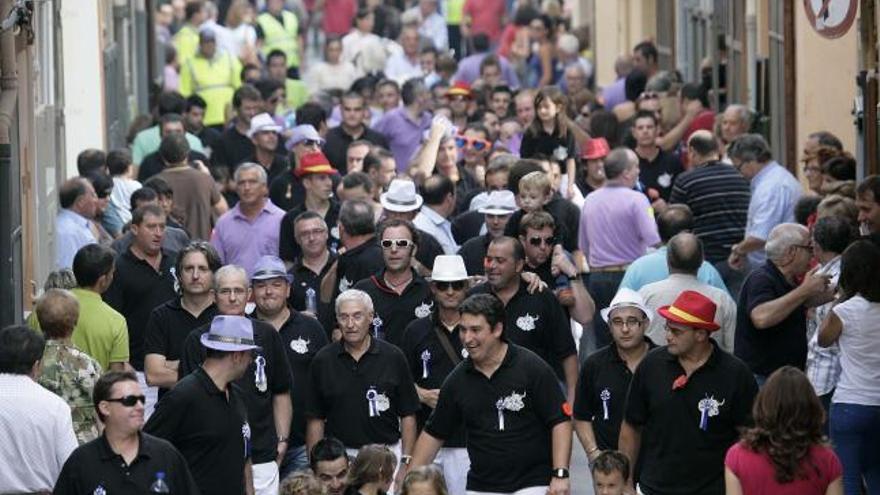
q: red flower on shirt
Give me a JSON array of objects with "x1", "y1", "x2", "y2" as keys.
[{"x1": 672, "y1": 374, "x2": 688, "y2": 391}]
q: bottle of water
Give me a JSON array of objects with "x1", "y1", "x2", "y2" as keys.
[
  {"x1": 305, "y1": 287, "x2": 317, "y2": 314},
  {"x1": 150, "y1": 471, "x2": 170, "y2": 493}
]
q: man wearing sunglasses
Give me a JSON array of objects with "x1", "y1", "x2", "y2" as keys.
[
  {"x1": 56, "y1": 371, "x2": 199, "y2": 494},
  {"x1": 354, "y1": 219, "x2": 433, "y2": 347},
  {"x1": 399, "y1": 255, "x2": 471, "y2": 495}
]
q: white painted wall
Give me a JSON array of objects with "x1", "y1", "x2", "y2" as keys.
[{"x1": 59, "y1": 0, "x2": 105, "y2": 177}]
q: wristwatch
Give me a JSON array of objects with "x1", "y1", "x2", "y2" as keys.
[
  {"x1": 551, "y1": 468, "x2": 570, "y2": 479},
  {"x1": 400, "y1": 455, "x2": 413, "y2": 466}
]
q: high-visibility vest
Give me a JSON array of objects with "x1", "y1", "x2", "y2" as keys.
[
  {"x1": 285, "y1": 78, "x2": 309, "y2": 110},
  {"x1": 173, "y1": 24, "x2": 200, "y2": 69},
  {"x1": 180, "y1": 52, "x2": 242, "y2": 127},
  {"x1": 257, "y1": 11, "x2": 300, "y2": 68}
]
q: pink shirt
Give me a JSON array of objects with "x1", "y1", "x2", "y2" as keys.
[
  {"x1": 578, "y1": 185, "x2": 660, "y2": 268},
  {"x1": 725, "y1": 442, "x2": 842, "y2": 495},
  {"x1": 322, "y1": 0, "x2": 356, "y2": 36},
  {"x1": 464, "y1": 0, "x2": 505, "y2": 43}
]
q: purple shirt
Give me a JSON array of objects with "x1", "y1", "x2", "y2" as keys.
[
  {"x1": 601, "y1": 77, "x2": 627, "y2": 110},
  {"x1": 210, "y1": 199, "x2": 285, "y2": 275},
  {"x1": 579, "y1": 185, "x2": 661, "y2": 268},
  {"x1": 375, "y1": 107, "x2": 432, "y2": 172},
  {"x1": 452, "y1": 53, "x2": 521, "y2": 89}
]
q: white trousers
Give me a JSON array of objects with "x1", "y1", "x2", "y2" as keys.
[
  {"x1": 435, "y1": 447, "x2": 470, "y2": 495},
  {"x1": 467, "y1": 486, "x2": 548, "y2": 495},
  {"x1": 252, "y1": 461, "x2": 280, "y2": 495},
  {"x1": 135, "y1": 371, "x2": 158, "y2": 421}
]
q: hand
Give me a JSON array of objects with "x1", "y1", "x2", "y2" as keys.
[
  {"x1": 331, "y1": 328, "x2": 342, "y2": 342},
  {"x1": 193, "y1": 159, "x2": 211, "y2": 176},
  {"x1": 547, "y1": 476, "x2": 570, "y2": 495},
  {"x1": 417, "y1": 387, "x2": 440, "y2": 408},
  {"x1": 801, "y1": 265, "x2": 832, "y2": 297},
  {"x1": 728, "y1": 247, "x2": 745, "y2": 271},
  {"x1": 551, "y1": 245, "x2": 577, "y2": 278},
  {"x1": 521, "y1": 271, "x2": 548, "y2": 293},
  {"x1": 393, "y1": 464, "x2": 407, "y2": 494},
  {"x1": 685, "y1": 99, "x2": 703, "y2": 117},
  {"x1": 430, "y1": 115, "x2": 453, "y2": 140},
  {"x1": 566, "y1": 182, "x2": 576, "y2": 200},
  {"x1": 276, "y1": 442, "x2": 287, "y2": 466},
  {"x1": 587, "y1": 448, "x2": 603, "y2": 463},
  {"x1": 650, "y1": 198, "x2": 668, "y2": 214}
]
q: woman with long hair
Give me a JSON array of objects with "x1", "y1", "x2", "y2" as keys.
[
  {"x1": 519, "y1": 86, "x2": 576, "y2": 199},
  {"x1": 344, "y1": 444, "x2": 397, "y2": 495},
  {"x1": 819, "y1": 240, "x2": 880, "y2": 495},
  {"x1": 724, "y1": 366, "x2": 843, "y2": 495}
]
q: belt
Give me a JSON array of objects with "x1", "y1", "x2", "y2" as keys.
[{"x1": 590, "y1": 264, "x2": 630, "y2": 273}]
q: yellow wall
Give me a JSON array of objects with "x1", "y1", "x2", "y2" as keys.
[{"x1": 593, "y1": 0, "x2": 657, "y2": 86}]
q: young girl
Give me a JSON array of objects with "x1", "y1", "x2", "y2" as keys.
[{"x1": 519, "y1": 86, "x2": 577, "y2": 199}]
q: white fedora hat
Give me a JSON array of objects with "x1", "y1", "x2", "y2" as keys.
[
  {"x1": 247, "y1": 113, "x2": 282, "y2": 139},
  {"x1": 430, "y1": 255, "x2": 469, "y2": 282},
  {"x1": 478, "y1": 190, "x2": 517, "y2": 215},
  {"x1": 600, "y1": 288, "x2": 654, "y2": 323},
  {"x1": 380, "y1": 179, "x2": 424, "y2": 212}
]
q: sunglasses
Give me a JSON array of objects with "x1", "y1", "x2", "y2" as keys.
[
  {"x1": 434, "y1": 280, "x2": 466, "y2": 291},
  {"x1": 381, "y1": 239, "x2": 413, "y2": 249},
  {"x1": 528, "y1": 235, "x2": 556, "y2": 247},
  {"x1": 299, "y1": 139, "x2": 321, "y2": 148},
  {"x1": 455, "y1": 136, "x2": 491, "y2": 151},
  {"x1": 105, "y1": 395, "x2": 147, "y2": 407},
  {"x1": 639, "y1": 91, "x2": 660, "y2": 100}
]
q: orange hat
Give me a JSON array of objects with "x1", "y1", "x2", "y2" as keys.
[
  {"x1": 295, "y1": 151, "x2": 337, "y2": 178},
  {"x1": 445, "y1": 82, "x2": 473, "y2": 99},
  {"x1": 581, "y1": 137, "x2": 610, "y2": 160},
  {"x1": 657, "y1": 290, "x2": 720, "y2": 332}
]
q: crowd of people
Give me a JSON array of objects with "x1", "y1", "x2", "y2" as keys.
[{"x1": 1, "y1": 0, "x2": 880, "y2": 494}]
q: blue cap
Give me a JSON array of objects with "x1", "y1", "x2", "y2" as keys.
[
  {"x1": 285, "y1": 125, "x2": 325, "y2": 151},
  {"x1": 251, "y1": 255, "x2": 293, "y2": 284},
  {"x1": 200, "y1": 315, "x2": 262, "y2": 352}
]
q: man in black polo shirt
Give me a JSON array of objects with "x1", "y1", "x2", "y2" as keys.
[
  {"x1": 287, "y1": 211, "x2": 336, "y2": 321},
  {"x1": 212, "y1": 85, "x2": 263, "y2": 176},
  {"x1": 145, "y1": 315, "x2": 258, "y2": 495},
  {"x1": 177, "y1": 265, "x2": 293, "y2": 495},
  {"x1": 458, "y1": 190, "x2": 516, "y2": 276},
  {"x1": 144, "y1": 241, "x2": 221, "y2": 397},
  {"x1": 632, "y1": 110, "x2": 683, "y2": 206},
  {"x1": 324, "y1": 92, "x2": 388, "y2": 174},
  {"x1": 104, "y1": 204, "x2": 178, "y2": 419},
  {"x1": 410, "y1": 294, "x2": 573, "y2": 495},
  {"x1": 279, "y1": 150, "x2": 341, "y2": 263},
  {"x1": 400, "y1": 255, "x2": 471, "y2": 495},
  {"x1": 468, "y1": 236, "x2": 578, "y2": 402},
  {"x1": 354, "y1": 219, "x2": 433, "y2": 347},
  {"x1": 55, "y1": 371, "x2": 199, "y2": 495},
  {"x1": 304, "y1": 289, "x2": 420, "y2": 490},
  {"x1": 380, "y1": 179, "x2": 446, "y2": 274},
  {"x1": 249, "y1": 255, "x2": 329, "y2": 478},
  {"x1": 573, "y1": 288, "x2": 655, "y2": 463},
  {"x1": 735, "y1": 223, "x2": 833, "y2": 384},
  {"x1": 619, "y1": 290, "x2": 757, "y2": 495}
]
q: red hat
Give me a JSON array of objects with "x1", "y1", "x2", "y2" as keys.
[
  {"x1": 295, "y1": 151, "x2": 337, "y2": 178},
  {"x1": 657, "y1": 290, "x2": 720, "y2": 332},
  {"x1": 445, "y1": 82, "x2": 473, "y2": 99},
  {"x1": 581, "y1": 137, "x2": 610, "y2": 160}
]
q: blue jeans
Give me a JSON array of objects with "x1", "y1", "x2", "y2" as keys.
[
  {"x1": 830, "y1": 402, "x2": 880, "y2": 495},
  {"x1": 586, "y1": 271, "x2": 625, "y2": 349},
  {"x1": 279, "y1": 443, "x2": 309, "y2": 480}
]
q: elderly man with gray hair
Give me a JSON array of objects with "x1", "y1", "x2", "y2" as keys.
[
  {"x1": 727, "y1": 133, "x2": 802, "y2": 274},
  {"x1": 734, "y1": 223, "x2": 835, "y2": 385},
  {"x1": 211, "y1": 162, "x2": 286, "y2": 276}
]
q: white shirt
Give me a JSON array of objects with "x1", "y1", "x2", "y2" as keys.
[
  {"x1": 639, "y1": 273, "x2": 738, "y2": 352},
  {"x1": 414, "y1": 206, "x2": 459, "y2": 255},
  {"x1": 341, "y1": 30, "x2": 383, "y2": 64},
  {"x1": 384, "y1": 53, "x2": 423, "y2": 85},
  {"x1": 55, "y1": 209, "x2": 97, "y2": 270},
  {"x1": 831, "y1": 295, "x2": 880, "y2": 405},
  {"x1": 111, "y1": 177, "x2": 142, "y2": 224},
  {"x1": 0, "y1": 374, "x2": 78, "y2": 492},
  {"x1": 304, "y1": 61, "x2": 359, "y2": 94}
]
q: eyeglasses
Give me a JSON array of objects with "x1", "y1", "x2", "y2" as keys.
[
  {"x1": 455, "y1": 136, "x2": 491, "y2": 151},
  {"x1": 528, "y1": 235, "x2": 556, "y2": 247},
  {"x1": 105, "y1": 395, "x2": 147, "y2": 407},
  {"x1": 434, "y1": 280, "x2": 466, "y2": 291},
  {"x1": 297, "y1": 227, "x2": 327, "y2": 239},
  {"x1": 381, "y1": 239, "x2": 413, "y2": 249},
  {"x1": 610, "y1": 318, "x2": 645, "y2": 329},
  {"x1": 299, "y1": 139, "x2": 321, "y2": 148},
  {"x1": 793, "y1": 243, "x2": 813, "y2": 252},
  {"x1": 216, "y1": 287, "x2": 248, "y2": 296}
]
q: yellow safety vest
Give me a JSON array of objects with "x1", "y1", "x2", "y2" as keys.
[
  {"x1": 180, "y1": 52, "x2": 243, "y2": 127},
  {"x1": 173, "y1": 24, "x2": 200, "y2": 69},
  {"x1": 257, "y1": 11, "x2": 300, "y2": 68},
  {"x1": 285, "y1": 79, "x2": 309, "y2": 110}
]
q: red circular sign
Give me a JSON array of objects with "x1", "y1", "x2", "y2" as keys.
[{"x1": 803, "y1": 0, "x2": 859, "y2": 39}]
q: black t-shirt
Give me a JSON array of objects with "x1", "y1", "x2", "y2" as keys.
[
  {"x1": 197, "y1": 126, "x2": 222, "y2": 151},
  {"x1": 414, "y1": 229, "x2": 444, "y2": 271},
  {"x1": 572, "y1": 340, "x2": 656, "y2": 450},
  {"x1": 519, "y1": 127, "x2": 576, "y2": 163},
  {"x1": 143, "y1": 299, "x2": 218, "y2": 396},
  {"x1": 269, "y1": 170, "x2": 306, "y2": 212},
  {"x1": 279, "y1": 200, "x2": 341, "y2": 263},
  {"x1": 637, "y1": 148, "x2": 684, "y2": 202},
  {"x1": 354, "y1": 269, "x2": 434, "y2": 347},
  {"x1": 304, "y1": 337, "x2": 421, "y2": 448},
  {"x1": 333, "y1": 236, "x2": 385, "y2": 298},
  {"x1": 624, "y1": 343, "x2": 758, "y2": 495},
  {"x1": 288, "y1": 253, "x2": 337, "y2": 329},
  {"x1": 448, "y1": 163, "x2": 483, "y2": 216},
  {"x1": 138, "y1": 150, "x2": 211, "y2": 183},
  {"x1": 451, "y1": 209, "x2": 485, "y2": 245},
  {"x1": 734, "y1": 261, "x2": 808, "y2": 375},
  {"x1": 212, "y1": 126, "x2": 255, "y2": 175},
  {"x1": 503, "y1": 195, "x2": 581, "y2": 253},
  {"x1": 458, "y1": 233, "x2": 491, "y2": 276},
  {"x1": 399, "y1": 314, "x2": 466, "y2": 447},
  {"x1": 324, "y1": 125, "x2": 389, "y2": 174},
  {"x1": 264, "y1": 309, "x2": 329, "y2": 445},
  {"x1": 468, "y1": 281, "x2": 576, "y2": 378},
  {"x1": 425, "y1": 344, "x2": 569, "y2": 492},
  {"x1": 243, "y1": 153, "x2": 290, "y2": 187},
  {"x1": 144, "y1": 367, "x2": 250, "y2": 495},
  {"x1": 54, "y1": 432, "x2": 199, "y2": 495},
  {"x1": 178, "y1": 318, "x2": 293, "y2": 463},
  {"x1": 103, "y1": 249, "x2": 178, "y2": 371}
]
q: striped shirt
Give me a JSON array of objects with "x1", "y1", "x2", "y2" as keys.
[{"x1": 669, "y1": 160, "x2": 750, "y2": 263}]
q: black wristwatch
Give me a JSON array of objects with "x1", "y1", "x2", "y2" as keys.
[{"x1": 552, "y1": 468, "x2": 570, "y2": 479}]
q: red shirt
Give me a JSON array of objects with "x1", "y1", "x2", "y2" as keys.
[
  {"x1": 322, "y1": 0, "x2": 356, "y2": 36},
  {"x1": 464, "y1": 0, "x2": 506, "y2": 43},
  {"x1": 725, "y1": 442, "x2": 842, "y2": 495},
  {"x1": 680, "y1": 109, "x2": 716, "y2": 168}
]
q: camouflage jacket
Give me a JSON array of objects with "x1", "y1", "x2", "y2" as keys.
[{"x1": 38, "y1": 340, "x2": 103, "y2": 444}]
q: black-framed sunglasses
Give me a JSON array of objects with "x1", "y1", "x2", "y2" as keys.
[
  {"x1": 528, "y1": 235, "x2": 556, "y2": 247},
  {"x1": 434, "y1": 280, "x2": 466, "y2": 291},
  {"x1": 381, "y1": 239, "x2": 413, "y2": 249},
  {"x1": 104, "y1": 395, "x2": 146, "y2": 407}
]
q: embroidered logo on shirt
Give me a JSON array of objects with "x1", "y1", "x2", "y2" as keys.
[
  {"x1": 330, "y1": 226, "x2": 340, "y2": 240},
  {"x1": 658, "y1": 172, "x2": 672, "y2": 188},
  {"x1": 461, "y1": 348, "x2": 469, "y2": 358},
  {"x1": 289, "y1": 337, "x2": 310, "y2": 354},
  {"x1": 254, "y1": 355, "x2": 267, "y2": 393},
  {"x1": 516, "y1": 313, "x2": 539, "y2": 331},
  {"x1": 372, "y1": 316, "x2": 384, "y2": 338},
  {"x1": 414, "y1": 301, "x2": 433, "y2": 318},
  {"x1": 93, "y1": 485, "x2": 107, "y2": 495},
  {"x1": 366, "y1": 387, "x2": 391, "y2": 417},
  {"x1": 600, "y1": 388, "x2": 611, "y2": 420},
  {"x1": 553, "y1": 145, "x2": 568, "y2": 161},
  {"x1": 697, "y1": 395, "x2": 725, "y2": 431},
  {"x1": 169, "y1": 266, "x2": 179, "y2": 294},
  {"x1": 339, "y1": 276, "x2": 352, "y2": 292},
  {"x1": 242, "y1": 421, "x2": 252, "y2": 457},
  {"x1": 420, "y1": 349, "x2": 431, "y2": 378},
  {"x1": 495, "y1": 391, "x2": 527, "y2": 430}
]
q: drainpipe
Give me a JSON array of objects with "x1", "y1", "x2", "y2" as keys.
[
  {"x1": 0, "y1": 0, "x2": 20, "y2": 146},
  {"x1": 0, "y1": 0, "x2": 17, "y2": 327},
  {"x1": 745, "y1": 0, "x2": 757, "y2": 110}
]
